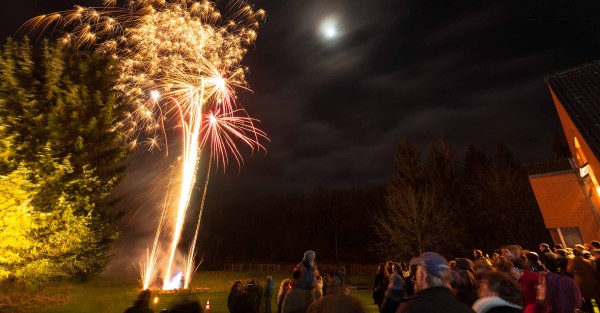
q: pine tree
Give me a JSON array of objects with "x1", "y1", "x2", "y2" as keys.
[
  {"x1": 373, "y1": 139, "x2": 463, "y2": 260},
  {"x1": 0, "y1": 38, "x2": 129, "y2": 282},
  {"x1": 391, "y1": 139, "x2": 422, "y2": 187},
  {"x1": 460, "y1": 143, "x2": 550, "y2": 251}
]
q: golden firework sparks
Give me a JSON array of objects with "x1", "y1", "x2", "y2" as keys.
[{"x1": 24, "y1": 0, "x2": 267, "y2": 290}]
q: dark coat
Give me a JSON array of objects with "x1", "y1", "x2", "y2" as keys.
[
  {"x1": 567, "y1": 256, "x2": 600, "y2": 299},
  {"x1": 123, "y1": 300, "x2": 153, "y2": 313},
  {"x1": 380, "y1": 289, "x2": 404, "y2": 313},
  {"x1": 373, "y1": 272, "x2": 389, "y2": 304},
  {"x1": 396, "y1": 286, "x2": 475, "y2": 313},
  {"x1": 228, "y1": 292, "x2": 239, "y2": 312},
  {"x1": 246, "y1": 284, "x2": 263, "y2": 313},
  {"x1": 556, "y1": 258, "x2": 569, "y2": 277},
  {"x1": 540, "y1": 250, "x2": 558, "y2": 273},
  {"x1": 265, "y1": 280, "x2": 275, "y2": 298},
  {"x1": 543, "y1": 272, "x2": 582, "y2": 313}
]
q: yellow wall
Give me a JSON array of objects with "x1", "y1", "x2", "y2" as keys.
[{"x1": 529, "y1": 171, "x2": 600, "y2": 242}]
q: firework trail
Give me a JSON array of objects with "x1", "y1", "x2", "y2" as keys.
[
  {"x1": 24, "y1": 0, "x2": 267, "y2": 289},
  {"x1": 182, "y1": 110, "x2": 266, "y2": 288}
]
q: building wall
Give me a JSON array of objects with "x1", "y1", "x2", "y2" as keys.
[
  {"x1": 529, "y1": 171, "x2": 600, "y2": 243},
  {"x1": 538, "y1": 87, "x2": 600, "y2": 243},
  {"x1": 551, "y1": 88, "x2": 600, "y2": 193}
]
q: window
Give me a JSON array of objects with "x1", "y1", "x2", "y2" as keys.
[{"x1": 556, "y1": 227, "x2": 584, "y2": 248}]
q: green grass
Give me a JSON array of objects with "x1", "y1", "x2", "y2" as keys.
[{"x1": 1, "y1": 271, "x2": 379, "y2": 313}]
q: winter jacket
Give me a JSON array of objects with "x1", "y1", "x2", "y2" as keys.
[
  {"x1": 282, "y1": 286, "x2": 316, "y2": 313},
  {"x1": 292, "y1": 261, "x2": 317, "y2": 290},
  {"x1": 266, "y1": 280, "x2": 275, "y2": 298},
  {"x1": 567, "y1": 256, "x2": 600, "y2": 299},
  {"x1": 123, "y1": 300, "x2": 153, "y2": 313},
  {"x1": 397, "y1": 286, "x2": 475, "y2": 313},
  {"x1": 372, "y1": 272, "x2": 389, "y2": 304},
  {"x1": 379, "y1": 288, "x2": 404, "y2": 313},
  {"x1": 543, "y1": 272, "x2": 582, "y2": 313},
  {"x1": 518, "y1": 270, "x2": 540, "y2": 312},
  {"x1": 540, "y1": 251, "x2": 558, "y2": 273}
]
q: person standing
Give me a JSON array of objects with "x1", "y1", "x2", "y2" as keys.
[
  {"x1": 265, "y1": 276, "x2": 275, "y2": 313},
  {"x1": 124, "y1": 289, "x2": 154, "y2": 313},
  {"x1": 372, "y1": 263, "x2": 390, "y2": 309},
  {"x1": 538, "y1": 271, "x2": 582, "y2": 313},
  {"x1": 472, "y1": 272, "x2": 523, "y2": 313},
  {"x1": 276, "y1": 279, "x2": 291, "y2": 313},
  {"x1": 379, "y1": 274, "x2": 404, "y2": 313},
  {"x1": 228, "y1": 280, "x2": 244, "y2": 313},
  {"x1": 539, "y1": 243, "x2": 558, "y2": 273},
  {"x1": 511, "y1": 259, "x2": 543, "y2": 313},
  {"x1": 282, "y1": 250, "x2": 319, "y2": 313},
  {"x1": 567, "y1": 248, "x2": 600, "y2": 313},
  {"x1": 246, "y1": 278, "x2": 263, "y2": 313},
  {"x1": 396, "y1": 252, "x2": 475, "y2": 313}
]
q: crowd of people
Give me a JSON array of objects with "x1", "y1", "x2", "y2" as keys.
[
  {"x1": 123, "y1": 242, "x2": 600, "y2": 313},
  {"x1": 371, "y1": 242, "x2": 600, "y2": 313},
  {"x1": 227, "y1": 250, "x2": 351, "y2": 313}
]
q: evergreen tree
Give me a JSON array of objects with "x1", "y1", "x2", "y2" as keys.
[
  {"x1": 0, "y1": 38, "x2": 129, "y2": 282},
  {"x1": 391, "y1": 139, "x2": 422, "y2": 187},
  {"x1": 373, "y1": 140, "x2": 463, "y2": 260},
  {"x1": 460, "y1": 143, "x2": 550, "y2": 251}
]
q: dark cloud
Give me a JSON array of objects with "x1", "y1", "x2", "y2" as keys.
[{"x1": 229, "y1": 0, "x2": 600, "y2": 198}]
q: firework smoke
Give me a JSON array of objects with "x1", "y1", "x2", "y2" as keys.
[{"x1": 24, "y1": 0, "x2": 267, "y2": 289}]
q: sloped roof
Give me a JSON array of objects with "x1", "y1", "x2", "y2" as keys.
[
  {"x1": 525, "y1": 158, "x2": 574, "y2": 176},
  {"x1": 546, "y1": 60, "x2": 600, "y2": 158}
]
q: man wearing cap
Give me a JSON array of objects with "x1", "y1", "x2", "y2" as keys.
[{"x1": 397, "y1": 252, "x2": 475, "y2": 313}]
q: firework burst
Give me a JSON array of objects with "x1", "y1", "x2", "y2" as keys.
[{"x1": 24, "y1": 0, "x2": 267, "y2": 290}]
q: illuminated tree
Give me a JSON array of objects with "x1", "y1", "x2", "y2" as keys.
[{"x1": 0, "y1": 38, "x2": 128, "y2": 282}]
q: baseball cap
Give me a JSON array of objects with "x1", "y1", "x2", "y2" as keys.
[{"x1": 415, "y1": 252, "x2": 450, "y2": 279}]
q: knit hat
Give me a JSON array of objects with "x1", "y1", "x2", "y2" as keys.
[
  {"x1": 303, "y1": 250, "x2": 316, "y2": 261},
  {"x1": 415, "y1": 252, "x2": 450, "y2": 279}
]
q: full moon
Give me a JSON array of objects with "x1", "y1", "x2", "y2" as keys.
[{"x1": 320, "y1": 19, "x2": 339, "y2": 40}]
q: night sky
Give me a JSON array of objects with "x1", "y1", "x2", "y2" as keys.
[{"x1": 3, "y1": 0, "x2": 600, "y2": 268}]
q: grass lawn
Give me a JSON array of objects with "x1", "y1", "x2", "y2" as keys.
[{"x1": 1, "y1": 271, "x2": 379, "y2": 313}]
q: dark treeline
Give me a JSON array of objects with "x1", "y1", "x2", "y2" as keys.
[
  {"x1": 196, "y1": 139, "x2": 553, "y2": 268},
  {"x1": 198, "y1": 187, "x2": 386, "y2": 266}
]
